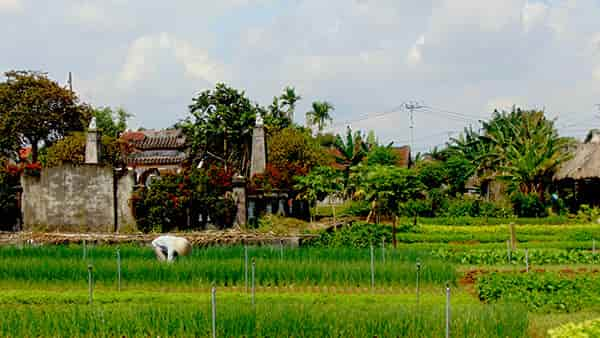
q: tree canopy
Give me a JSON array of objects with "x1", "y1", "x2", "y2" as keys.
[{"x1": 0, "y1": 71, "x2": 90, "y2": 162}]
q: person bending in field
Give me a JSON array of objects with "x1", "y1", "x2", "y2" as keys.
[{"x1": 151, "y1": 235, "x2": 192, "y2": 262}]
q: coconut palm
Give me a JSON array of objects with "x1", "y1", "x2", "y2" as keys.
[
  {"x1": 280, "y1": 86, "x2": 301, "y2": 120},
  {"x1": 307, "y1": 101, "x2": 334, "y2": 132},
  {"x1": 334, "y1": 127, "x2": 369, "y2": 190}
]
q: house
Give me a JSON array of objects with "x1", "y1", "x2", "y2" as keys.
[
  {"x1": 391, "y1": 145, "x2": 411, "y2": 168},
  {"x1": 121, "y1": 129, "x2": 188, "y2": 185},
  {"x1": 554, "y1": 129, "x2": 600, "y2": 208}
]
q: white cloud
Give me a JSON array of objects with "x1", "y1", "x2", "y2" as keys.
[
  {"x1": 118, "y1": 33, "x2": 226, "y2": 90},
  {"x1": 522, "y1": 1, "x2": 549, "y2": 32},
  {"x1": 0, "y1": 0, "x2": 21, "y2": 12}
]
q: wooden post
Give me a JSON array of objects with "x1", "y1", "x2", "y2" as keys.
[
  {"x1": 509, "y1": 222, "x2": 517, "y2": 250},
  {"x1": 88, "y1": 264, "x2": 93, "y2": 305}
]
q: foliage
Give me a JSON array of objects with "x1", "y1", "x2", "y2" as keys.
[
  {"x1": 351, "y1": 164, "x2": 424, "y2": 219},
  {"x1": 334, "y1": 127, "x2": 369, "y2": 182},
  {"x1": 476, "y1": 272, "x2": 600, "y2": 313},
  {"x1": 480, "y1": 108, "x2": 573, "y2": 197},
  {"x1": 434, "y1": 248, "x2": 600, "y2": 265},
  {"x1": 0, "y1": 163, "x2": 20, "y2": 230},
  {"x1": 0, "y1": 70, "x2": 90, "y2": 162},
  {"x1": 306, "y1": 101, "x2": 334, "y2": 132},
  {"x1": 576, "y1": 204, "x2": 600, "y2": 223},
  {"x1": 131, "y1": 173, "x2": 194, "y2": 233},
  {"x1": 180, "y1": 83, "x2": 261, "y2": 175},
  {"x1": 92, "y1": 106, "x2": 131, "y2": 138},
  {"x1": 366, "y1": 143, "x2": 398, "y2": 166},
  {"x1": 338, "y1": 200, "x2": 371, "y2": 217},
  {"x1": 267, "y1": 127, "x2": 329, "y2": 191},
  {"x1": 511, "y1": 192, "x2": 547, "y2": 217},
  {"x1": 548, "y1": 318, "x2": 600, "y2": 338},
  {"x1": 41, "y1": 132, "x2": 125, "y2": 168},
  {"x1": 295, "y1": 166, "x2": 344, "y2": 221}
]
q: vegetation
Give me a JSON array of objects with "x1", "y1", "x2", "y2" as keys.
[
  {"x1": 476, "y1": 272, "x2": 600, "y2": 312},
  {"x1": 548, "y1": 317, "x2": 600, "y2": 337},
  {"x1": 0, "y1": 70, "x2": 90, "y2": 162}
]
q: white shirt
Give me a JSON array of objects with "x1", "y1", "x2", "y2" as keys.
[{"x1": 151, "y1": 235, "x2": 190, "y2": 262}]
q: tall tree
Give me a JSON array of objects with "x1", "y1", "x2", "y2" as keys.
[
  {"x1": 279, "y1": 86, "x2": 301, "y2": 121},
  {"x1": 0, "y1": 71, "x2": 90, "y2": 162},
  {"x1": 480, "y1": 108, "x2": 573, "y2": 198},
  {"x1": 92, "y1": 106, "x2": 132, "y2": 138},
  {"x1": 307, "y1": 101, "x2": 334, "y2": 132},
  {"x1": 334, "y1": 127, "x2": 369, "y2": 182},
  {"x1": 181, "y1": 83, "x2": 260, "y2": 175}
]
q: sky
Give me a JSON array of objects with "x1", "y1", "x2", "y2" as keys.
[{"x1": 1, "y1": 0, "x2": 600, "y2": 153}]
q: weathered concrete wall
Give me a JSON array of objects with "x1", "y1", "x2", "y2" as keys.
[
  {"x1": 116, "y1": 170, "x2": 136, "y2": 232},
  {"x1": 21, "y1": 164, "x2": 136, "y2": 232}
]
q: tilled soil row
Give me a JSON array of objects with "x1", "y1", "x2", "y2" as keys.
[{"x1": 0, "y1": 230, "x2": 314, "y2": 247}]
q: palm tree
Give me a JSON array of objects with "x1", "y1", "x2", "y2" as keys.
[
  {"x1": 280, "y1": 86, "x2": 301, "y2": 121},
  {"x1": 334, "y1": 127, "x2": 369, "y2": 190},
  {"x1": 307, "y1": 101, "x2": 334, "y2": 132}
]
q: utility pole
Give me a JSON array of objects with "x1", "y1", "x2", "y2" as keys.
[
  {"x1": 403, "y1": 101, "x2": 425, "y2": 153},
  {"x1": 68, "y1": 72, "x2": 73, "y2": 93}
]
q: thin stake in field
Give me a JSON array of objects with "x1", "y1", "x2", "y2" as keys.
[
  {"x1": 370, "y1": 245, "x2": 375, "y2": 293},
  {"x1": 251, "y1": 258, "x2": 256, "y2": 306},
  {"x1": 593, "y1": 239, "x2": 596, "y2": 256},
  {"x1": 280, "y1": 240, "x2": 284, "y2": 260},
  {"x1": 416, "y1": 260, "x2": 421, "y2": 306},
  {"x1": 211, "y1": 284, "x2": 217, "y2": 338},
  {"x1": 244, "y1": 245, "x2": 249, "y2": 293},
  {"x1": 88, "y1": 264, "x2": 93, "y2": 305},
  {"x1": 445, "y1": 283, "x2": 451, "y2": 338},
  {"x1": 116, "y1": 248, "x2": 121, "y2": 291},
  {"x1": 506, "y1": 240, "x2": 511, "y2": 264}
]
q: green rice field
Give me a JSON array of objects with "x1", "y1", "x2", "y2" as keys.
[{"x1": 1, "y1": 222, "x2": 599, "y2": 337}]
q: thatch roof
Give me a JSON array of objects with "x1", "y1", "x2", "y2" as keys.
[{"x1": 554, "y1": 130, "x2": 600, "y2": 180}]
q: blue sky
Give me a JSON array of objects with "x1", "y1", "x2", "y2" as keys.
[{"x1": 1, "y1": 0, "x2": 599, "y2": 153}]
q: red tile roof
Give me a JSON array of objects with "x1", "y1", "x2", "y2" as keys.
[
  {"x1": 391, "y1": 146, "x2": 411, "y2": 168},
  {"x1": 121, "y1": 129, "x2": 188, "y2": 166},
  {"x1": 121, "y1": 129, "x2": 186, "y2": 150}
]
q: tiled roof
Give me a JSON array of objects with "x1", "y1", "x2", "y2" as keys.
[
  {"x1": 126, "y1": 150, "x2": 187, "y2": 165},
  {"x1": 121, "y1": 129, "x2": 186, "y2": 150}
]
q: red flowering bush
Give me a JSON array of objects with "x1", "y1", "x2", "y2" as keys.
[{"x1": 131, "y1": 168, "x2": 237, "y2": 232}]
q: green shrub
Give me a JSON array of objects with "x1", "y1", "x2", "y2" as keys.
[
  {"x1": 512, "y1": 192, "x2": 547, "y2": 217},
  {"x1": 338, "y1": 200, "x2": 371, "y2": 217},
  {"x1": 305, "y1": 221, "x2": 392, "y2": 248}
]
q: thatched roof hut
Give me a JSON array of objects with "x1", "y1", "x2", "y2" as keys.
[{"x1": 554, "y1": 129, "x2": 600, "y2": 181}]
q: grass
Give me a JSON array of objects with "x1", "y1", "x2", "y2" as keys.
[
  {"x1": 0, "y1": 290, "x2": 528, "y2": 337},
  {"x1": 0, "y1": 245, "x2": 456, "y2": 288}
]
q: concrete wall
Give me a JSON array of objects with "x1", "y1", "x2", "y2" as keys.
[{"x1": 21, "y1": 164, "x2": 136, "y2": 232}]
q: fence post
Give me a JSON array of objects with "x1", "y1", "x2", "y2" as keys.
[
  {"x1": 445, "y1": 283, "x2": 451, "y2": 338},
  {"x1": 593, "y1": 239, "x2": 596, "y2": 256},
  {"x1": 381, "y1": 238, "x2": 385, "y2": 264},
  {"x1": 251, "y1": 258, "x2": 256, "y2": 306},
  {"x1": 280, "y1": 240, "x2": 284, "y2": 261},
  {"x1": 506, "y1": 240, "x2": 511, "y2": 263},
  {"x1": 83, "y1": 239, "x2": 87, "y2": 260},
  {"x1": 117, "y1": 248, "x2": 121, "y2": 291},
  {"x1": 211, "y1": 284, "x2": 217, "y2": 338},
  {"x1": 88, "y1": 264, "x2": 93, "y2": 305},
  {"x1": 245, "y1": 244, "x2": 249, "y2": 293},
  {"x1": 416, "y1": 260, "x2": 421, "y2": 306},
  {"x1": 370, "y1": 244, "x2": 375, "y2": 293},
  {"x1": 525, "y1": 249, "x2": 529, "y2": 273}
]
